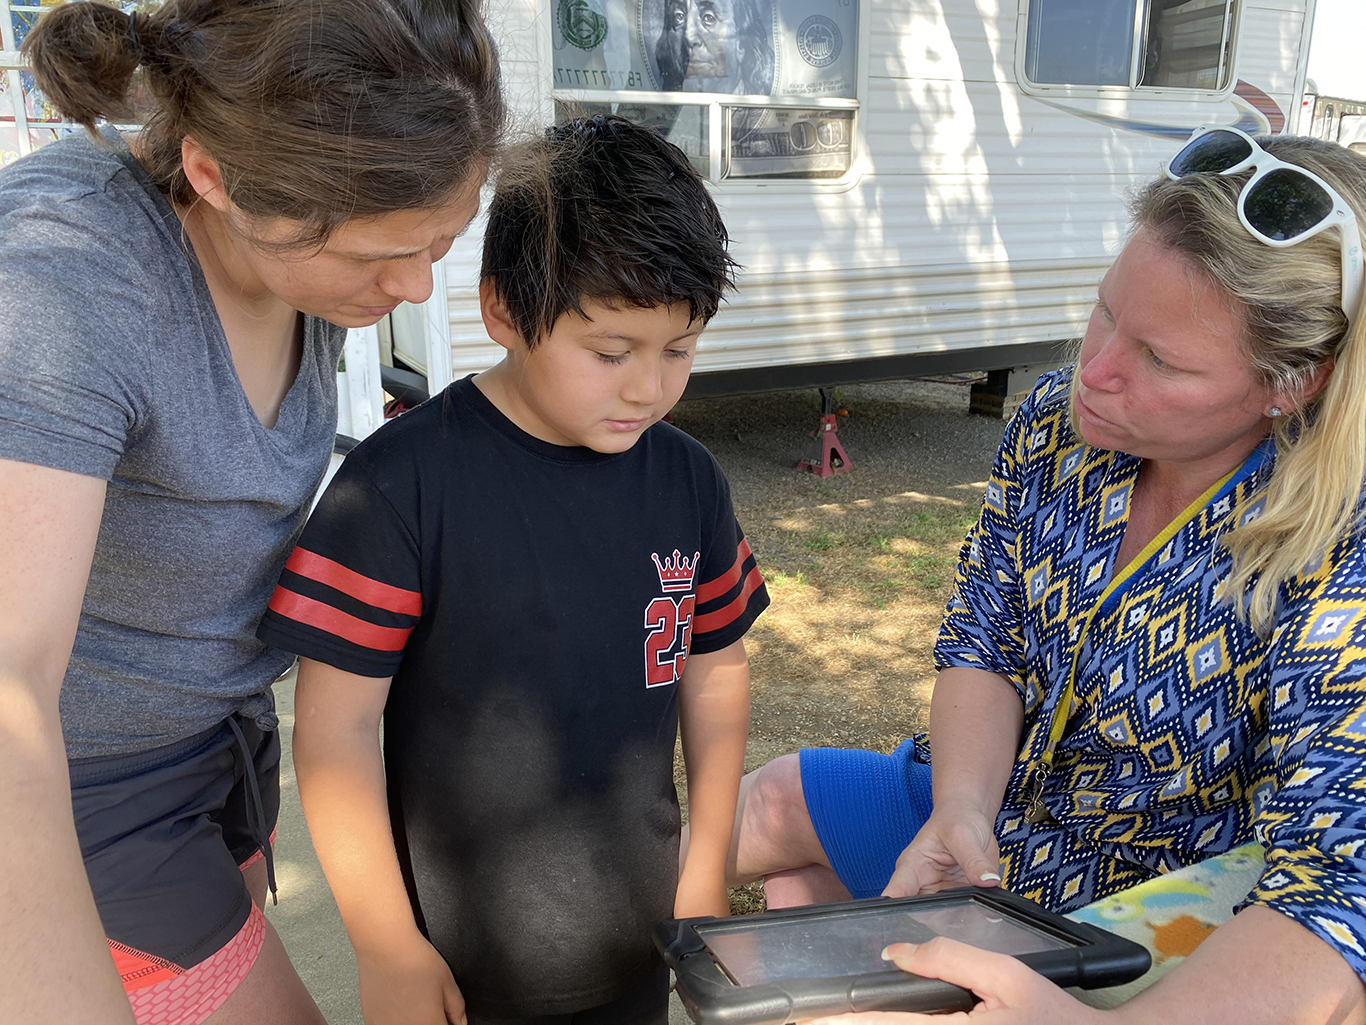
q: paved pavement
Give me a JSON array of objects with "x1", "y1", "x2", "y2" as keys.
[{"x1": 265, "y1": 671, "x2": 690, "y2": 1024}]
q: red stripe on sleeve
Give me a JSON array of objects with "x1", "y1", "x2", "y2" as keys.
[
  {"x1": 696, "y1": 538, "x2": 755, "y2": 604},
  {"x1": 284, "y1": 547, "x2": 421, "y2": 616},
  {"x1": 693, "y1": 564, "x2": 765, "y2": 636},
  {"x1": 267, "y1": 587, "x2": 414, "y2": 652}
]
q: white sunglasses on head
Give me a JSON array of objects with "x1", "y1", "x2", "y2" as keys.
[{"x1": 1166, "y1": 124, "x2": 1363, "y2": 328}]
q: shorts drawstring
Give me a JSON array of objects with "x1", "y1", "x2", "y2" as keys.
[{"x1": 226, "y1": 716, "x2": 278, "y2": 906}]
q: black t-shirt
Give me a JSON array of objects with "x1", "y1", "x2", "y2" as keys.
[{"x1": 258, "y1": 377, "x2": 768, "y2": 1017}]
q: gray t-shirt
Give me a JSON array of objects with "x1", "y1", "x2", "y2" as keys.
[{"x1": 0, "y1": 129, "x2": 347, "y2": 757}]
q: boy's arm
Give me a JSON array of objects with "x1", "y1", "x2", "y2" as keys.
[
  {"x1": 676, "y1": 638, "x2": 752, "y2": 919},
  {"x1": 293, "y1": 657, "x2": 466, "y2": 1025}
]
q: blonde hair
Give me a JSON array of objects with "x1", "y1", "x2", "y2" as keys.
[{"x1": 1121, "y1": 137, "x2": 1366, "y2": 632}]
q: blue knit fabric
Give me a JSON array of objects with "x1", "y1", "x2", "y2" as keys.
[{"x1": 800, "y1": 739, "x2": 933, "y2": 898}]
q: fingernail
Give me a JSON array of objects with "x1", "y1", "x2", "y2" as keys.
[
  {"x1": 881, "y1": 942, "x2": 917, "y2": 960},
  {"x1": 979, "y1": 872, "x2": 1001, "y2": 883}
]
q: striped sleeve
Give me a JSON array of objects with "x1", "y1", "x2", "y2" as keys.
[
  {"x1": 256, "y1": 460, "x2": 421, "y2": 678},
  {"x1": 691, "y1": 528, "x2": 769, "y2": 654}
]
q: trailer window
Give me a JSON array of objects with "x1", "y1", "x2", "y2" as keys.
[
  {"x1": 1024, "y1": 0, "x2": 1133, "y2": 86},
  {"x1": 1139, "y1": 0, "x2": 1236, "y2": 89},
  {"x1": 549, "y1": 0, "x2": 859, "y2": 182},
  {"x1": 1021, "y1": 0, "x2": 1237, "y2": 93}
]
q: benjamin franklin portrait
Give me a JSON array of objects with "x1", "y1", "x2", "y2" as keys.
[{"x1": 643, "y1": 0, "x2": 775, "y2": 94}]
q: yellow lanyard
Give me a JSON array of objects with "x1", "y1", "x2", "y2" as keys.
[{"x1": 1023, "y1": 465, "x2": 1240, "y2": 826}]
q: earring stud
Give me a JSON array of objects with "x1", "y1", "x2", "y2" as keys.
[{"x1": 1269, "y1": 406, "x2": 1283, "y2": 418}]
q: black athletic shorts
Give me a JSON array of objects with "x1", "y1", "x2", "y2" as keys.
[{"x1": 70, "y1": 715, "x2": 280, "y2": 1003}]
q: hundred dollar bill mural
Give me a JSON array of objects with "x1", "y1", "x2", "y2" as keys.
[
  {"x1": 553, "y1": 0, "x2": 857, "y2": 177},
  {"x1": 725, "y1": 105, "x2": 853, "y2": 177},
  {"x1": 645, "y1": 0, "x2": 777, "y2": 95},
  {"x1": 553, "y1": 0, "x2": 856, "y2": 100}
]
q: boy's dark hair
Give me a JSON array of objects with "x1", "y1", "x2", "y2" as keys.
[
  {"x1": 25, "y1": 0, "x2": 505, "y2": 249},
  {"x1": 481, "y1": 114, "x2": 738, "y2": 345}
]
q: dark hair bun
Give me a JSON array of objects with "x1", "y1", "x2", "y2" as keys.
[{"x1": 23, "y1": 1, "x2": 141, "y2": 128}]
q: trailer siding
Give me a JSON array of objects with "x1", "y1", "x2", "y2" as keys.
[{"x1": 429, "y1": 0, "x2": 1310, "y2": 382}]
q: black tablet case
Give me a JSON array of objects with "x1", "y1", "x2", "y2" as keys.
[{"x1": 656, "y1": 888, "x2": 1152, "y2": 1025}]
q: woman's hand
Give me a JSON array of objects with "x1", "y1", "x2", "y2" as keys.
[
  {"x1": 806, "y1": 939, "x2": 1114, "y2": 1025},
  {"x1": 883, "y1": 805, "x2": 1002, "y2": 898},
  {"x1": 357, "y1": 935, "x2": 466, "y2": 1025}
]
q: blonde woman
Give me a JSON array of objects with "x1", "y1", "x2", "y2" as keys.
[{"x1": 712, "y1": 130, "x2": 1366, "y2": 1023}]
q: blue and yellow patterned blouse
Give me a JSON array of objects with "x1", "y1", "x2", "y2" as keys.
[{"x1": 934, "y1": 369, "x2": 1366, "y2": 979}]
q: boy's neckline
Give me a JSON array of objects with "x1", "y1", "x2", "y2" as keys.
[{"x1": 455, "y1": 375, "x2": 633, "y2": 464}]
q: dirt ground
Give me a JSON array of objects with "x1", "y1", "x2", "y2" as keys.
[{"x1": 664, "y1": 377, "x2": 1009, "y2": 911}]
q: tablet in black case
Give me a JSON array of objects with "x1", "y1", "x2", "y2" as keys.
[{"x1": 656, "y1": 888, "x2": 1152, "y2": 1024}]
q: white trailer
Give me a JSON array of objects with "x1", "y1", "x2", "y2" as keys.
[
  {"x1": 397, "y1": 0, "x2": 1316, "y2": 409},
  {"x1": 0, "y1": 0, "x2": 1319, "y2": 427}
]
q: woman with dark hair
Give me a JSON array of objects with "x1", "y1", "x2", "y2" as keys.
[
  {"x1": 0, "y1": 2, "x2": 504, "y2": 1022},
  {"x1": 700, "y1": 130, "x2": 1366, "y2": 1023}
]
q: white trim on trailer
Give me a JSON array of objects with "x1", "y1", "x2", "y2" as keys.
[
  {"x1": 1291, "y1": 0, "x2": 1318, "y2": 133},
  {"x1": 339, "y1": 324, "x2": 385, "y2": 442}
]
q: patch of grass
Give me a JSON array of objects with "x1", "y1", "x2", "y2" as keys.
[
  {"x1": 858, "y1": 576, "x2": 905, "y2": 609},
  {"x1": 788, "y1": 504, "x2": 976, "y2": 606},
  {"x1": 900, "y1": 506, "x2": 979, "y2": 547},
  {"x1": 763, "y1": 567, "x2": 811, "y2": 588},
  {"x1": 899, "y1": 552, "x2": 956, "y2": 591},
  {"x1": 803, "y1": 529, "x2": 847, "y2": 551},
  {"x1": 728, "y1": 881, "x2": 767, "y2": 915}
]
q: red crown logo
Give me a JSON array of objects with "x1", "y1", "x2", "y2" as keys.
[{"x1": 652, "y1": 549, "x2": 700, "y2": 592}]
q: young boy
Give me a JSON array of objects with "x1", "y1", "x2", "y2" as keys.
[{"x1": 257, "y1": 116, "x2": 768, "y2": 1025}]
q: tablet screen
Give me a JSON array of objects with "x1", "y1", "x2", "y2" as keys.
[{"x1": 696, "y1": 898, "x2": 1076, "y2": 986}]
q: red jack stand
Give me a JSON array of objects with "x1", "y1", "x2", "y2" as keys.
[{"x1": 796, "y1": 388, "x2": 854, "y2": 477}]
